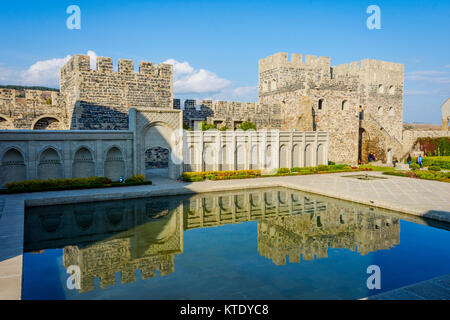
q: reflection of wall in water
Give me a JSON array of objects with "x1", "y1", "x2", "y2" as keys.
[
  {"x1": 25, "y1": 198, "x2": 183, "y2": 293},
  {"x1": 183, "y1": 189, "x2": 326, "y2": 230}
]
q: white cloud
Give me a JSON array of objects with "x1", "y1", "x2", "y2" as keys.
[
  {"x1": 0, "y1": 51, "x2": 97, "y2": 88},
  {"x1": 405, "y1": 89, "x2": 442, "y2": 95},
  {"x1": 406, "y1": 70, "x2": 450, "y2": 84},
  {"x1": 164, "y1": 59, "x2": 232, "y2": 94}
]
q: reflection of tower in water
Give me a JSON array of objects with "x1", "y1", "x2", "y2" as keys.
[
  {"x1": 257, "y1": 203, "x2": 401, "y2": 266},
  {"x1": 62, "y1": 206, "x2": 183, "y2": 293}
]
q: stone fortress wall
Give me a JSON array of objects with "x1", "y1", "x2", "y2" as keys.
[
  {"x1": 0, "y1": 89, "x2": 67, "y2": 130},
  {"x1": 60, "y1": 54, "x2": 173, "y2": 130},
  {"x1": 1, "y1": 51, "x2": 448, "y2": 180}
]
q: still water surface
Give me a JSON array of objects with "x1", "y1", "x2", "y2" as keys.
[{"x1": 22, "y1": 187, "x2": 450, "y2": 299}]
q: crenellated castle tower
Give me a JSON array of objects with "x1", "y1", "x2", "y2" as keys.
[{"x1": 60, "y1": 54, "x2": 173, "y2": 130}]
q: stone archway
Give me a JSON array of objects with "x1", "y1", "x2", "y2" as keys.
[
  {"x1": 359, "y1": 122, "x2": 387, "y2": 163},
  {"x1": 0, "y1": 115, "x2": 14, "y2": 129},
  {"x1": 32, "y1": 116, "x2": 63, "y2": 130},
  {"x1": 358, "y1": 128, "x2": 370, "y2": 164},
  {"x1": 145, "y1": 146, "x2": 170, "y2": 175},
  {"x1": 142, "y1": 122, "x2": 176, "y2": 179},
  {"x1": 132, "y1": 108, "x2": 183, "y2": 180}
]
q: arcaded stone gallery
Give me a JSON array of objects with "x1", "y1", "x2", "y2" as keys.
[{"x1": 0, "y1": 52, "x2": 448, "y2": 186}]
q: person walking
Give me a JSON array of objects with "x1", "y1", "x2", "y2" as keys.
[{"x1": 417, "y1": 154, "x2": 424, "y2": 168}]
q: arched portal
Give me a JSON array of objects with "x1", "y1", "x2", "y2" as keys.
[
  {"x1": 33, "y1": 117, "x2": 62, "y2": 130},
  {"x1": 358, "y1": 128, "x2": 370, "y2": 164},
  {"x1": 0, "y1": 116, "x2": 14, "y2": 129},
  {"x1": 1, "y1": 148, "x2": 26, "y2": 186},
  {"x1": 143, "y1": 123, "x2": 177, "y2": 179},
  {"x1": 146, "y1": 147, "x2": 169, "y2": 170}
]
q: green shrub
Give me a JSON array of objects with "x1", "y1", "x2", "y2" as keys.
[
  {"x1": 205, "y1": 174, "x2": 217, "y2": 181},
  {"x1": 409, "y1": 163, "x2": 420, "y2": 170},
  {"x1": 4, "y1": 176, "x2": 113, "y2": 193},
  {"x1": 428, "y1": 166, "x2": 441, "y2": 172},
  {"x1": 126, "y1": 174, "x2": 145, "y2": 183},
  {"x1": 328, "y1": 161, "x2": 336, "y2": 165},
  {"x1": 219, "y1": 126, "x2": 229, "y2": 131},
  {"x1": 238, "y1": 121, "x2": 257, "y2": 131},
  {"x1": 277, "y1": 168, "x2": 290, "y2": 174}
]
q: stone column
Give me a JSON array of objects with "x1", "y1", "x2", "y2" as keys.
[
  {"x1": 96, "y1": 140, "x2": 104, "y2": 176},
  {"x1": 63, "y1": 139, "x2": 71, "y2": 178},
  {"x1": 27, "y1": 141, "x2": 37, "y2": 180}
]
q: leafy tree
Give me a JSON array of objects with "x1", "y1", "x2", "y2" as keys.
[
  {"x1": 183, "y1": 123, "x2": 191, "y2": 131},
  {"x1": 238, "y1": 121, "x2": 257, "y2": 131}
]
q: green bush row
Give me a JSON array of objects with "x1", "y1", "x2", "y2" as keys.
[
  {"x1": 3, "y1": 175, "x2": 151, "y2": 194},
  {"x1": 404, "y1": 156, "x2": 450, "y2": 169},
  {"x1": 383, "y1": 170, "x2": 450, "y2": 182}
]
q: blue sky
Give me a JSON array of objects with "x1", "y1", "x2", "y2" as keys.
[{"x1": 0, "y1": 0, "x2": 449, "y2": 123}]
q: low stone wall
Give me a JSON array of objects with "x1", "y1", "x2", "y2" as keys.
[
  {"x1": 402, "y1": 129, "x2": 449, "y2": 157},
  {"x1": 0, "y1": 130, "x2": 133, "y2": 186},
  {"x1": 183, "y1": 130, "x2": 329, "y2": 172},
  {"x1": 0, "y1": 110, "x2": 330, "y2": 186}
]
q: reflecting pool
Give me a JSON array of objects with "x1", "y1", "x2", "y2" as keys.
[{"x1": 22, "y1": 187, "x2": 450, "y2": 299}]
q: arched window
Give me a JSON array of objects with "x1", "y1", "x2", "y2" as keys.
[
  {"x1": 389, "y1": 85, "x2": 395, "y2": 95},
  {"x1": 378, "y1": 84, "x2": 384, "y2": 94},
  {"x1": 341, "y1": 100, "x2": 348, "y2": 111},
  {"x1": 270, "y1": 79, "x2": 277, "y2": 91},
  {"x1": 377, "y1": 106, "x2": 383, "y2": 115},
  {"x1": 388, "y1": 107, "x2": 394, "y2": 116},
  {"x1": 318, "y1": 98, "x2": 324, "y2": 110}
]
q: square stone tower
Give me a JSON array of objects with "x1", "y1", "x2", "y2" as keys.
[{"x1": 258, "y1": 52, "x2": 404, "y2": 164}]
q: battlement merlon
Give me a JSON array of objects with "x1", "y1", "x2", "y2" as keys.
[
  {"x1": 60, "y1": 54, "x2": 173, "y2": 78},
  {"x1": 258, "y1": 52, "x2": 331, "y2": 72}
]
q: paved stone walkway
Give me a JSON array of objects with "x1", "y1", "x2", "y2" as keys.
[
  {"x1": 0, "y1": 171, "x2": 449, "y2": 299},
  {"x1": 363, "y1": 274, "x2": 450, "y2": 300}
]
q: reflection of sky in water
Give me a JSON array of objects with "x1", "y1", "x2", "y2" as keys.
[{"x1": 22, "y1": 188, "x2": 450, "y2": 300}]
